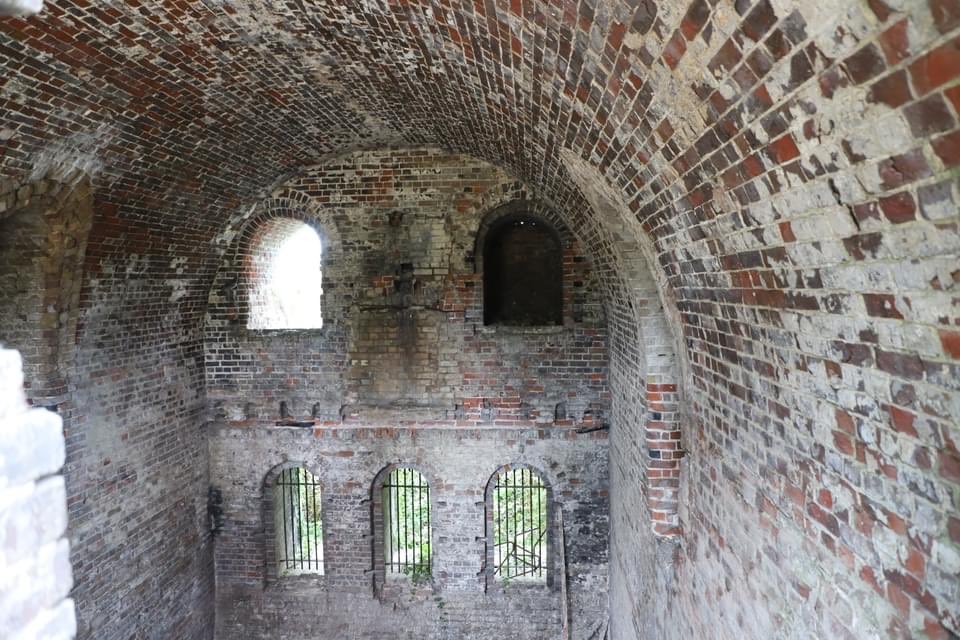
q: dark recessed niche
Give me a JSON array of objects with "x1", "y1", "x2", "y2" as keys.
[{"x1": 483, "y1": 215, "x2": 562, "y2": 326}]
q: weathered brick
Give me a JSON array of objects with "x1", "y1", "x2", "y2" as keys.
[{"x1": 0, "y1": 3, "x2": 956, "y2": 640}]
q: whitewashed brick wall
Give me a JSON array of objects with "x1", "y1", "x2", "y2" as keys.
[{"x1": 0, "y1": 348, "x2": 75, "y2": 640}]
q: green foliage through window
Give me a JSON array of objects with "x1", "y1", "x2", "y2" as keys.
[
  {"x1": 383, "y1": 467, "x2": 432, "y2": 578},
  {"x1": 274, "y1": 467, "x2": 323, "y2": 576},
  {"x1": 493, "y1": 467, "x2": 547, "y2": 581}
]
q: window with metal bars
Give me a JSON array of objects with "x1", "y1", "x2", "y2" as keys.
[
  {"x1": 492, "y1": 467, "x2": 548, "y2": 581},
  {"x1": 273, "y1": 467, "x2": 323, "y2": 576},
  {"x1": 382, "y1": 467, "x2": 431, "y2": 579}
]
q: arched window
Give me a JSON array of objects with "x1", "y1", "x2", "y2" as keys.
[
  {"x1": 381, "y1": 467, "x2": 432, "y2": 578},
  {"x1": 482, "y1": 214, "x2": 562, "y2": 326},
  {"x1": 490, "y1": 466, "x2": 548, "y2": 582},
  {"x1": 247, "y1": 218, "x2": 323, "y2": 329},
  {"x1": 272, "y1": 466, "x2": 324, "y2": 576}
]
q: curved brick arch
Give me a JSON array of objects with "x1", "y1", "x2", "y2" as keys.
[
  {"x1": 260, "y1": 460, "x2": 327, "y2": 584},
  {"x1": 205, "y1": 195, "x2": 342, "y2": 332},
  {"x1": 0, "y1": 175, "x2": 93, "y2": 408},
  {"x1": 482, "y1": 462, "x2": 558, "y2": 590},
  {"x1": 473, "y1": 198, "x2": 576, "y2": 267},
  {"x1": 1, "y1": 2, "x2": 958, "y2": 639}
]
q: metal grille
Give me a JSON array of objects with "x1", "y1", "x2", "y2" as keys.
[
  {"x1": 493, "y1": 467, "x2": 547, "y2": 580},
  {"x1": 274, "y1": 467, "x2": 323, "y2": 575},
  {"x1": 382, "y1": 467, "x2": 431, "y2": 577}
]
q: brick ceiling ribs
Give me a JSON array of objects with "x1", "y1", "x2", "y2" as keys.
[
  {"x1": 1, "y1": 0, "x2": 954, "y2": 273},
  {"x1": 0, "y1": 1, "x2": 814, "y2": 238},
  {"x1": 2, "y1": 1, "x2": 960, "y2": 636}
]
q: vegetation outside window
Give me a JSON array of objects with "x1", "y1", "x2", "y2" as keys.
[
  {"x1": 382, "y1": 467, "x2": 432, "y2": 579},
  {"x1": 492, "y1": 467, "x2": 547, "y2": 581},
  {"x1": 274, "y1": 467, "x2": 324, "y2": 576}
]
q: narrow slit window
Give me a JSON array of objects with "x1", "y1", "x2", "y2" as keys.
[
  {"x1": 274, "y1": 467, "x2": 324, "y2": 576},
  {"x1": 382, "y1": 467, "x2": 431, "y2": 578},
  {"x1": 493, "y1": 467, "x2": 547, "y2": 581}
]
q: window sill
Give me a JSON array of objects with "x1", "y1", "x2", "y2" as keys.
[
  {"x1": 265, "y1": 573, "x2": 326, "y2": 593},
  {"x1": 242, "y1": 325, "x2": 327, "y2": 337},
  {"x1": 488, "y1": 578, "x2": 553, "y2": 593},
  {"x1": 478, "y1": 324, "x2": 566, "y2": 335}
]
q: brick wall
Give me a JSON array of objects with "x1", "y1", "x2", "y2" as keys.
[
  {"x1": 203, "y1": 149, "x2": 610, "y2": 427},
  {"x1": 204, "y1": 150, "x2": 614, "y2": 637},
  {"x1": 0, "y1": 1, "x2": 958, "y2": 639},
  {"x1": 210, "y1": 424, "x2": 609, "y2": 640},
  {"x1": 0, "y1": 171, "x2": 217, "y2": 639},
  {"x1": 0, "y1": 347, "x2": 75, "y2": 639},
  {"x1": 64, "y1": 196, "x2": 216, "y2": 640},
  {"x1": 580, "y1": 3, "x2": 960, "y2": 638}
]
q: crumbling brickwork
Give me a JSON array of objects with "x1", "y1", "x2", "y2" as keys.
[
  {"x1": 0, "y1": 348, "x2": 75, "y2": 639},
  {"x1": 0, "y1": 176, "x2": 216, "y2": 639},
  {"x1": 0, "y1": 0, "x2": 958, "y2": 639},
  {"x1": 210, "y1": 424, "x2": 609, "y2": 640},
  {"x1": 203, "y1": 150, "x2": 610, "y2": 427}
]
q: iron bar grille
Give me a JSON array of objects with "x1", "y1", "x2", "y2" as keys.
[
  {"x1": 493, "y1": 467, "x2": 547, "y2": 581},
  {"x1": 274, "y1": 467, "x2": 323, "y2": 576},
  {"x1": 382, "y1": 467, "x2": 432, "y2": 578}
]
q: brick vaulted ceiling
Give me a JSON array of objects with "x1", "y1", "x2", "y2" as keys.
[
  {"x1": 2, "y1": 2, "x2": 960, "y2": 636},
  {"x1": 3, "y1": 0, "x2": 959, "y2": 376},
  {"x1": 2, "y1": 0, "x2": 958, "y2": 265}
]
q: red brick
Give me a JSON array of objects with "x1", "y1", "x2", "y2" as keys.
[
  {"x1": 869, "y1": 70, "x2": 913, "y2": 108},
  {"x1": 845, "y1": 43, "x2": 887, "y2": 85},
  {"x1": 681, "y1": 0, "x2": 711, "y2": 40},
  {"x1": 939, "y1": 329, "x2": 960, "y2": 358},
  {"x1": 663, "y1": 30, "x2": 688, "y2": 69},
  {"x1": 932, "y1": 130, "x2": 960, "y2": 166},
  {"x1": 770, "y1": 134, "x2": 800, "y2": 163},
  {"x1": 931, "y1": 0, "x2": 960, "y2": 33},
  {"x1": 879, "y1": 191, "x2": 917, "y2": 224},
  {"x1": 742, "y1": 0, "x2": 777, "y2": 42},
  {"x1": 888, "y1": 405, "x2": 919, "y2": 437},
  {"x1": 948, "y1": 516, "x2": 960, "y2": 544},
  {"x1": 878, "y1": 149, "x2": 931, "y2": 189},
  {"x1": 940, "y1": 451, "x2": 960, "y2": 482},
  {"x1": 910, "y1": 37, "x2": 960, "y2": 94},
  {"x1": 879, "y1": 19, "x2": 911, "y2": 64},
  {"x1": 866, "y1": 0, "x2": 893, "y2": 21},
  {"x1": 904, "y1": 94, "x2": 956, "y2": 137},
  {"x1": 864, "y1": 293, "x2": 905, "y2": 318}
]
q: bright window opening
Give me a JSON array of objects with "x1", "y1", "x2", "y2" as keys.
[{"x1": 248, "y1": 219, "x2": 323, "y2": 329}]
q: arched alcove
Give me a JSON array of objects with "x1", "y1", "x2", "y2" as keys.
[
  {"x1": 0, "y1": 175, "x2": 93, "y2": 409},
  {"x1": 480, "y1": 213, "x2": 563, "y2": 326},
  {"x1": 261, "y1": 462, "x2": 326, "y2": 581}
]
